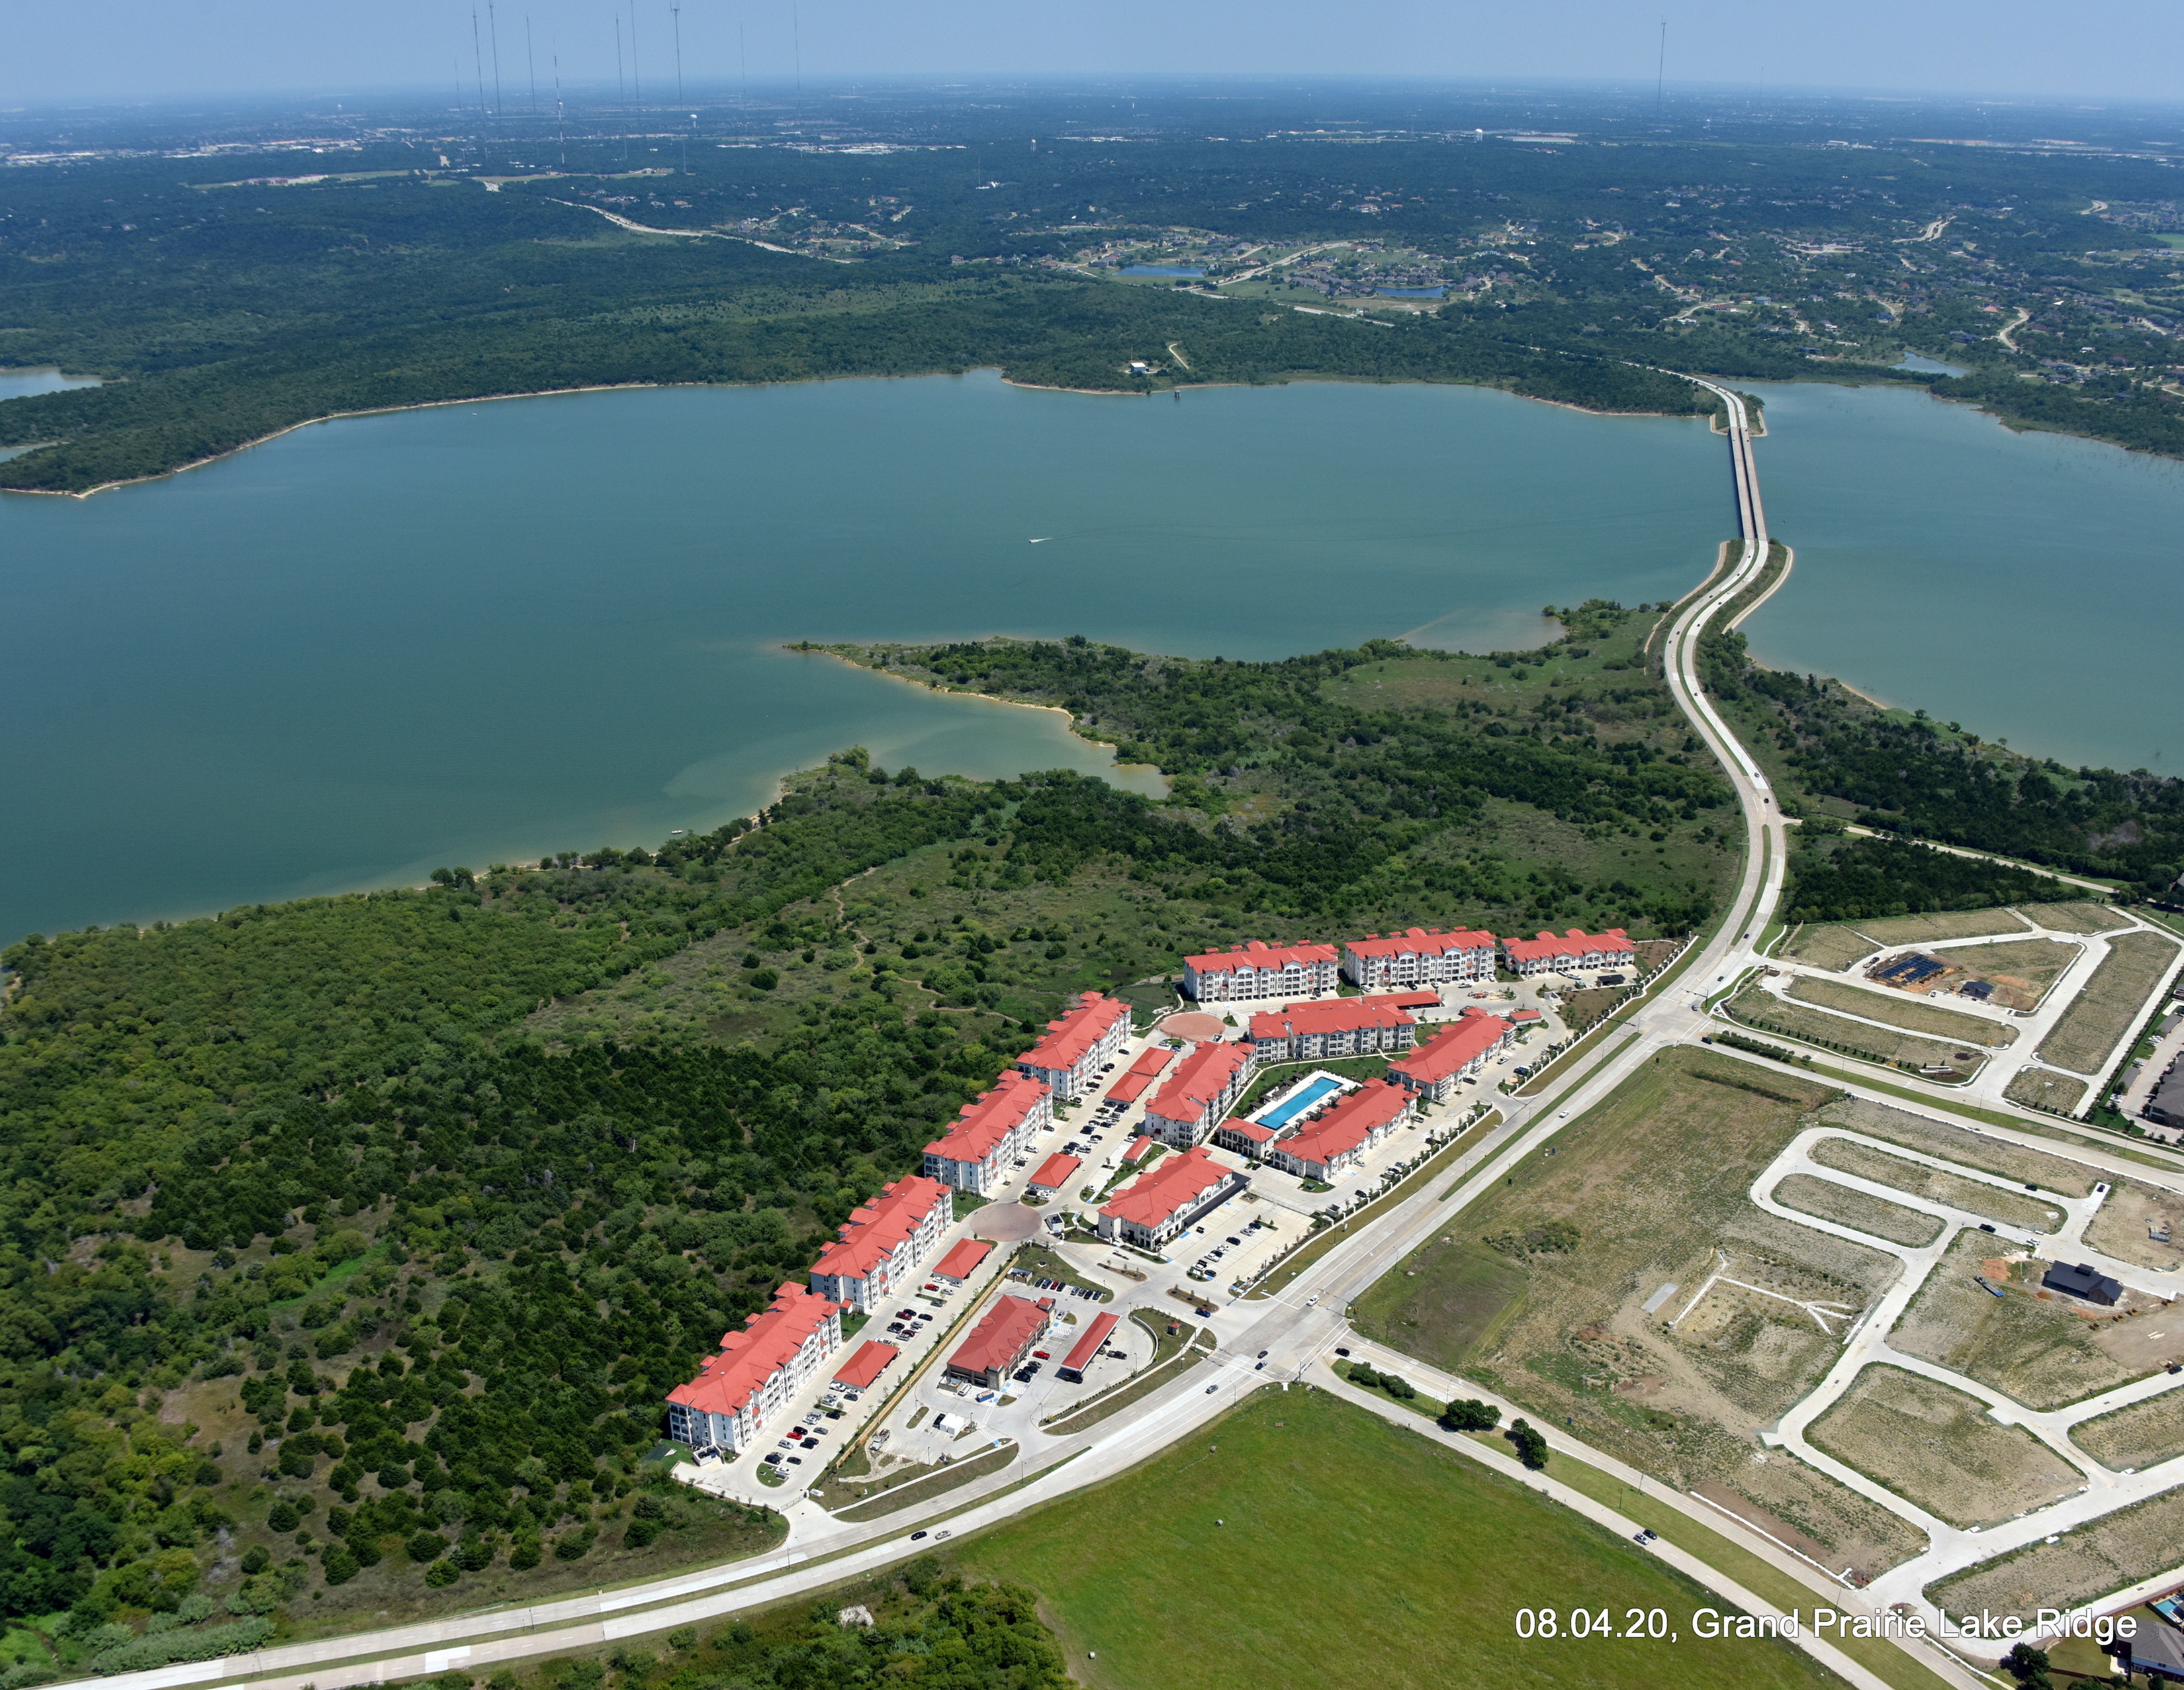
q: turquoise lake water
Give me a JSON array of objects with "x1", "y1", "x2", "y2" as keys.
[
  {"x1": 0, "y1": 373, "x2": 1729, "y2": 940},
  {"x1": 5, "y1": 365, "x2": 2181, "y2": 943}
]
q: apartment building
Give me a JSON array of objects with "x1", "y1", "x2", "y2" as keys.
[
  {"x1": 923, "y1": 1070, "x2": 1052, "y2": 1194},
  {"x1": 1247, "y1": 996, "x2": 1418, "y2": 1063},
  {"x1": 1501, "y1": 927, "x2": 1638, "y2": 978},
  {"x1": 807, "y1": 1175, "x2": 954, "y2": 1313},
  {"x1": 1096, "y1": 1146, "x2": 1250, "y2": 1248},
  {"x1": 1141, "y1": 1040, "x2": 1255, "y2": 1148},
  {"x1": 1340, "y1": 927, "x2": 1499, "y2": 992},
  {"x1": 664, "y1": 1282, "x2": 842, "y2": 1456},
  {"x1": 1386, "y1": 1008, "x2": 1516, "y2": 1103},
  {"x1": 1266, "y1": 1080, "x2": 1414, "y2": 1182},
  {"x1": 1183, "y1": 939, "x2": 1340, "y2": 1003},
  {"x1": 1016, "y1": 991, "x2": 1133, "y2": 1100}
]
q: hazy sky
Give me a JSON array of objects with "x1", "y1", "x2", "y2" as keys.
[{"x1": 5, "y1": 0, "x2": 2181, "y2": 109}]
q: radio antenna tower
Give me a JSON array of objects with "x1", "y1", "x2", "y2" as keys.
[
  {"x1": 526, "y1": 14, "x2": 538, "y2": 113},
  {"x1": 488, "y1": 1, "x2": 504, "y2": 117},
  {"x1": 470, "y1": 5, "x2": 488, "y2": 113},
  {"x1": 1655, "y1": 20, "x2": 1667, "y2": 112},
  {"x1": 553, "y1": 54, "x2": 566, "y2": 164},
  {"x1": 615, "y1": 13, "x2": 625, "y2": 101},
  {"x1": 629, "y1": 0, "x2": 641, "y2": 103},
  {"x1": 672, "y1": 1, "x2": 685, "y2": 103}
]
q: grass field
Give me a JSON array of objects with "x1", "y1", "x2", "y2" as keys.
[
  {"x1": 2019, "y1": 902, "x2": 2131, "y2": 934},
  {"x1": 1927, "y1": 1483, "x2": 2184, "y2": 1621},
  {"x1": 1772, "y1": 1173, "x2": 1944, "y2": 1246},
  {"x1": 1938, "y1": 938, "x2": 2081, "y2": 1009},
  {"x1": 2085, "y1": 1180, "x2": 2184, "y2": 1272},
  {"x1": 2003, "y1": 1070, "x2": 2088, "y2": 1113},
  {"x1": 1808, "y1": 1365, "x2": 2081, "y2": 1528},
  {"x1": 1813, "y1": 1098, "x2": 2097, "y2": 1195},
  {"x1": 1778, "y1": 923, "x2": 1882, "y2": 972},
  {"x1": 1854, "y1": 911, "x2": 2031, "y2": 945},
  {"x1": 1807, "y1": 1139, "x2": 2066, "y2": 1233},
  {"x1": 2038, "y1": 930, "x2": 2182, "y2": 1074},
  {"x1": 948, "y1": 1388, "x2": 1844, "y2": 1690},
  {"x1": 829, "y1": 1442, "x2": 1020, "y2": 1521},
  {"x1": 1730, "y1": 985, "x2": 1979, "y2": 1075},
  {"x1": 2070, "y1": 1388, "x2": 2184, "y2": 1471},
  {"x1": 1787, "y1": 976, "x2": 2016, "y2": 1047}
]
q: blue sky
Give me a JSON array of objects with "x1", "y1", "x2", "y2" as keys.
[{"x1": 4, "y1": 0, "x2": 2181, "y2": 107}]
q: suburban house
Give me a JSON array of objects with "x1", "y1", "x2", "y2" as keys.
[
  {"x1": 1340, "y1": 927, "x2": 1499, "y2": 991},
  {"x1": 1015, "y1": 991, "x2": 1134, "y2": 1099},
  {"x1": 1141, "y1": 1040, "x2": 1255, "y2": 1147},
  {"x1": 1097, "y1": 1145, "x2": 1250, "y2": 1247},
  {"x1": 2144, "y1": 1064, "x2": 2184, "y2": 1131},
  {"x1": 944, "y1": 1294, "x2": 1052, "y2": 1387},
  {"x1": 1247, "y1": 996, "x2": 1418, "y2": 1063},
  {"x1": 2043, "y1": 1261, "x2": 2124, "y2": 1305},
  {"x1": 923, "y1": 1069, "x2": 1052, "y2": 1194},
  {"x1": 930, "y1": 1237, "x2": 993, "y2": 1287},
  {"x1": 1267, "y1": 1080, "x2": 1414, "y2": 1182},
  {"x1": 1386, "y1": 1008, "x2": 1516, "y2": 1103},
  {"x1": 664, "y1": 1282, "x2": 842, "y2": 1456},
  {"x1": 1183, "y1": 939, "x2": 1340, "y2": 1002},
  {"x1": 1025, "y1": 1152, "x2": 1082, "y2": 1201},
  {"x1": 807, "y1": 1175, "x2": 954, "y2": 1313},
  {"x1": 1501, "y1": 927, "x2": 1638, "y2": 978},
  {"x1": 1058, "y1": 1311, "x2": 1120, "y2": 1383}
]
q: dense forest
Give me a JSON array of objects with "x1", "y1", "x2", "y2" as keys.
[{"x1": 5, "y1": 86, "x2": 2184, "y2": 490}]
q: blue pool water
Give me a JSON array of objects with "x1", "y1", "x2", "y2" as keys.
[
  {"x1": 1377, "y1": 286, "x2": 1447, "y2": 298},
  {"x1": 1255, "y1": 1076, "x2": 1344, "y2": 1130},
  {"x1": 1119, "y1": 265, "x2": 1205, "y2": 277}
]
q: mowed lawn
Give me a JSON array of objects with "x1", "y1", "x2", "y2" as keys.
[{"x1": 948, "y1": 1389, "x2": 1843, "y2": 1690}]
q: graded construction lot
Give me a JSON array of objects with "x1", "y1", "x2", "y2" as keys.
[
  {"x1": 1729, "y1": 984, "x2": 1979, "y2": 1075},
  {"x1": 2018, "y1": 902, "x2": 2132, "y2": 935},
  {"x1": 2038, "y1": 929, "x2": 2181, "y2": 1073},
  {"x1": 1812, "y1": 1098, "x2": 2096, "y2": 1196},
  {"x1": 948, "y1": 1388, "x2": 1845, "y2": 1690},
  {"x1": 1788, "y1": 975, "x2": 2017, "y2": 1047},
  {"x1": 1357, "y1": 1047, "x2": 1913, "y2": 1562},
  {"x1": 1779, "y1": 923, "x2": 1884, "y2": 972},
  {"x1": 1939, "y1": 937, "x2": 2081, "y2": 1009},
  {"x1": 1927, "y1": 1484, "x2": 2184, "y2": 1622},
  {"x1": 2085, "y1": 1180, "x2": 2184, "y2": 1272},
  {"x1": 1889, "y1": 1232, "x2": 2181, "y2": 1410},
  {"x1": 2070, "y1": 1387, "x2": 2184, "y2": 1472},
  {"x1": 2003, "y1": 1069, "x2": 2089, "y2": 1113},
  {"x1": 1772, "y1": 1172, "x2": 1945, "y2": 1247},
  {"x1": 1807, "y1": 1364, "x2": 2082, "y2": 1529},
  {"x1": 1808, "y1": 1139, "x2": 2066, "y2": 1233}
]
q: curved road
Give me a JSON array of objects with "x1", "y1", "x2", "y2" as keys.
[{"x1": 70, "y1": 385, "x2": 1894, "y2": 1690}]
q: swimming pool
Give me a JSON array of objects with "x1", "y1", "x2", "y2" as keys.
[{"x1": 1254, "y1": 1075, "x2": 1344, "y2": 1131}]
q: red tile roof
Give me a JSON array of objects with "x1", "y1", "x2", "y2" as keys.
[
  {"x1": 1248, "y1": 997, "x2": 1416, "y2": 1043},
  {"x1": 831, "y1": 1339, "x2": 899, "y2": 1390},
  {"x1": 1060, "y1": 1311, "x2": 1120, "y2": 1377},
  {"x1": 1145, "y1": 1041, "x2": 1251, "y2": 1126},
  {"x1": 1123, "y1": 1136, "x2": 1163, "y2": 1163},
  {"x1": 932, "y1": 1238, "x2": 994, "y2": 1282},
  {"x1": 1220, "y1": 1119, "x2": 1278, "y2": 1143},
  {"x1": 1020, "y1": 991, "x2": 1130, "y2": 1074},
  {"x1": 1367, "y1": 990, "x2": 1443, "y2": 1011},
  {"x1": 1028, "y1": 1152, "x2": 1083, "y2": 1193},
  {"x1": 666, "y1": 1282, "x2": 839, "y2": 1421},
  {"x1": 1343, "y1": 927, "x2": 1499, "y2": 960},
  {"x1": 809, "y1": 1175, "x2": 952, "y2": 1283},
  {"x1": 1278, "y1": 1080, "x2": 1411, "y2": 1168},
  {"x1": 925, "y1": 1070, "x2": 1049, "y2": 1166},
  {"x1": 1105, "y1": 1044, "x2": 1176, "y2": 1105},
  {"x1": 947, "y1": 1294, "x2": 1048, "y2": 1379},
  {"x1": 1185, "y1": 939, "x2": 1340, "y2": 974},
  {"x1": 1501, "y1": 927, "x2": 1636, "y2": 966},
  {"x1": 1388, "y1": 1010, "x2": 1513, "y2": 1084},
  {"x1": 1100, "y1": 1145, "x2": 1234, "y2": 1231}
]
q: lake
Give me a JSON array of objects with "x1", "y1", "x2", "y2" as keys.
[{"x1": 0, "y1": 374, "x2": 1731, "y2": 940}]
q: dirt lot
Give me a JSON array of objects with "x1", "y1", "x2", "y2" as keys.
[
  {"x1": 1854, "y1": 911, "x2": 2033, "y2": 945},
  {"x1": 1731, "y1": 986, "x2": 1981, "y2": 1076},
  {"x1": 1705, "y1": 1458, "x2": 1930, "y2": 1580},
  {"x1": 1780, "y1": 923, "x2": 1884, "y2": 972},
  {"x1": 1891, "y1": 1233, "x2": 2182, "y2": 1410},
  {"x1": 2019, "y1": 902, "x2": 2132, "y2": 935},
  {"x1": 1938, "y1": 939, "x2": 2081, "y2": 1011},
  {"x1": 2071, "y1": 1387, "x2": 2184, "y2": 1471},
  {"x1": 2039, "y1": 931, "x2": 2183, "y2": 1075},
  {"x1": 1809, "y1": 1138, "x2": 2067, "y2": 1233},
  {"x1": 1790, "y1": 975, "x2": 2017, "y2": 1047},
  {"x1": 1926, "y1": 1483, "x2": 2184, "y2": 1620},
  {"x1": 1772, "y1": 1173, "x2": 1945, "y2": 1247},
  {"x1": 1357, "y1": 1049, "x2": 1903, "y2": 1491},
  {"x1": 2085, "y1": 1182, "x2": 2184, "y2": 1272},
  {"x1": 1808, "y1": 1364, "x2": 2083, "y2": 1528},
  {"x1": 1812, "y1": 1098, "x2": 2097, "y2": 1197},
  {"x1": 2004, "y1": 1070, "x2": 2089, "y2": 1113},
  {"x1": 1560, "y1": 985, "x2": 1627, "y2": 1034}
]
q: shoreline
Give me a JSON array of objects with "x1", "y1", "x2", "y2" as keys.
[{"x1": 800, "y1": 643, "x2": 1169, "y2": 794}]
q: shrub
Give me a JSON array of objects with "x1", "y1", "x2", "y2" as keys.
[
  {"x1": 320, "y1": 1546, "x2": 360, "y2": 1587},
  {"x1": 1439, "y1": 1399, "x2": 1502, "y2": 1432},
  {"x1": 406, "y1": 1530, "x2": 448, "y2": 1564},
  {"x1": 1506, "y1": 1417, "x2": 1550, "y2": 1470},
  {"x1": 265, "y1": 1501, "x2": 299, "y2": 1533},
  {"x1": 508, "y1": 1534, "x2": 541, "y2": 1571},
  {"x1": 424, "y1": 1560, "x2": 460, "y2": 1588}
]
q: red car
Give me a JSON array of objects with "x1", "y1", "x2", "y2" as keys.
[{"x1": 1032, "y1": 1350, "x2": 1050, "y2": 1360}]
